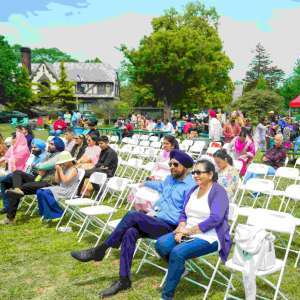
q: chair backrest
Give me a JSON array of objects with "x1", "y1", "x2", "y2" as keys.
[
  {"x1": 206, "y1": 147, "x2": 220, "y2": 156},
  {"x1": 107, "y1": 177, "x2": 132, "y2": 192},
  {"x1": 110, "y1": 135, "x2": 119, "y2": 143},
  {"x1": 140, "y1": 135, "x2": 149, "y2": 141},
  {"x1": 127, "y1": 158, "x2": 144, "y2": 168},
  {"x1": 189, "y1": 141, "x2": 205, "y2": 153},
  {"x1": 233, "y1": 160, "x2": 243, "y2": 172},
  {"x1": 149, "y1": 136, "x2": 159, "y2": 142},
  {"x1": 294, "y1": 157, "x2": 300, "y2": 168},
  {"x1": 284, "y1": 184, "x2": 300, "y2": 200},
  {"x1": 132, "y1": 134, "x2": 140, "y2": 141},
  {"x1": 89, "y1": 172, "x2": 108, "y2": 186},
  {"x1": 139, "y1": 140, "x2": 150, "y2": 147},
  {"x1": 274, "y1": 167, "x2": 299, "y2": 180},
  {"x1": 182, "y1": 139, "x2": 194, "y2": 147},
  {"x1": 246, "y1": 163, "x2": 269, "y2": 176},
  {"x1": 150, "y1": 141, "x2": 161, "y2": 149},
  {"x1": 68, "y1": 168, "x2": 85, "y2": 199},
  {"x1": 247, "y1": 209, "x2": 296, "y2": 234},
  {"x1": 179, "y1": 143, "x2": 189, "y2": 152},
  {"x1": 244, "y1": 178, "x2": 274, "y2": 193},
  {"x1": 228, "y1": 203, "x2": 238, "y2": 222},
  {"x1": 109, "y1": 143, "x2": 119, "y2": 152},
  {"x1": 127, "y1": 138, "x2": 139, "y2": 145}
]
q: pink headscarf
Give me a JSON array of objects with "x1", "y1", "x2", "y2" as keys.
[
  {"x1": 4, "y1": 132, "x2": 30, "y2": 172},
  {"x1": 209, "y1": 109, "x2": 216, "y2": 118}
]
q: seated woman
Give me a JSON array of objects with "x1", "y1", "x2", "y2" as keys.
[
  {"x1": 76, "y1": 134, "x2": 100, "y2": 170},
  {"x1": 150, "y1": 135, "x2": 179, "y2": 181},
  {"x1": 155, "y1": 159, "x2": 231, "y2": 300},
  {"x1": 213, "y1": 149, "x2": 239, "y2": 201},
  {"x1": 70, "y1": 134, "x2": 87, "y2": 160},
  {"x1": 0, "y1": 133, "x2": 7, "y2": 170},
  {"x1": 228, "y1": 127, "x2": 256, "y2": 176},
  {"x1": 37, "y1": 151, "x2": 79, "y2": 220}
]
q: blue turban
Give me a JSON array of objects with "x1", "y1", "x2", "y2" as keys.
[
  {"x1": 170, "y1": 149, "x2": 194, "y2": 168},
  {"x1": 31, "y1": 138, "x2": 46, "y2": 151},
  {"x1": 52, "y1": 137, "x2": 65, "y2": 152}
]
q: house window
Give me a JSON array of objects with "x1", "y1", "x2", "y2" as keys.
[
  {"x1": 98, "y1": 83, "x2": 106, "y2": 95},
  {"x1": 77, "y1": 83, "x2": 87, "y2": 94},
  {"x1": 105, "y1": 83, "x2": 113, "y2": 95}
]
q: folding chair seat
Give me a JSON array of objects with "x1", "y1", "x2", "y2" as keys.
[
  {"x1": 224, "y1": 209, "x2": 296, "y2": 300},
  {"x1": 55, "y1": 171, "x2": 106, "y2": 231}
]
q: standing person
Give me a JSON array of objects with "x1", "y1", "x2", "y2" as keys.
[
  {"x1": 64, "y1": 111, "x2": 72, "y2": 127},
  {"x1": 37, "y1": 151, "x2": 79, "y2": 220},
  {"x1": 223, "y1": 119, "x2": 234, "y2": 143},
  {"x1": 155, "y1": 159, "x2": 231, "y2": 300},
  {"x1": 254, "y1": 118, "x2": 268, "y2": 151},
  {"x1": 71, "y1": 111, "x2": 78, "y2": 127},
  {"x1": 209, "y1": 110, "x2": 223, "y2": 142},
  {"x1": 70, "y1": 150, "x2": 195, "y2": 298},
  {"x1": 228, "y1": 127, "x2": 256, "y2": 176},
  {"x1": 0, "y1": 132, "x2": 30, "y2": 173}
]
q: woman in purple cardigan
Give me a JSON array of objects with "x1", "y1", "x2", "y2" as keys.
[{"x1": 155, "y1": 159, "x2": 231, "y2": 300}]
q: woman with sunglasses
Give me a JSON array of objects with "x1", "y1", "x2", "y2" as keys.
[
  {"x1": 70, "y1": 134, "x2": 87, "y2": 161},
  {"x1": 155, "y1": 159, "x2": 231, "y2": 300},
  {"x1": 76, "y1": 134, "x2": 100, "y2": 170},
  {"x1": 213, "y1": 149, "x2": 239, "y2": 202}
]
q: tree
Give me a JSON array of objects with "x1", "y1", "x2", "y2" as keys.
[
  {"x1": 233, "y1": 89, "x2": 284, "y2": 123},
  {"x1": 85, "y1": 57, "x2": 102, "y2": 63},
  {"x1": 244, "y1": 43, "x2": 285, "y2": 91},
  {"x1": 280, "y1": 59, "x2": 300, "y2": 108},
  {"x1": 0, "y1": 36, "x2": 34, "y2": 110},
  {"x1": 53, "y1": 62, "x2": 76, "y2": 110},
  {"x1": 120, "y1": 1, "x2": 233, "y2": 119}
]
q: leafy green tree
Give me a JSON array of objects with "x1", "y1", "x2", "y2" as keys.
[
  {"x1": 85, "y1": 57, "x2": 102, "y2": 63},
  {"x1": 53, "y1": 62, "x2": 76, "y2": 110},
  {"x1": 280, "y1": 59, "x2": 300, "y2": 108},
  {"x1": 233, "y1": 89, "x2": 284, "y2": 123},
  {"x1": 244, "y1": 43, "x2": 285, "y2": 91},
  {"x1": 120, "y1": 1, "x2": 233, "y2": 119},
  {"x1": 256, "y1": 75, "x2": 268, "y2": 90}
]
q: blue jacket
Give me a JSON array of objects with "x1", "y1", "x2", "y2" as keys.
[
  {"x1": 144, "y1": 174, "x2": 195, "y2": 225},
  {"x1": 179, "y1": 182, "x2": 231, "y2": 262}
]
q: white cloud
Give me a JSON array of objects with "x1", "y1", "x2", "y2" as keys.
[
  {"x1": 39, "y1": 13, "x2": 153, "y2": 68},
  {"x1": 219, "y1": 7, "x2": 300, "y2": 80}
]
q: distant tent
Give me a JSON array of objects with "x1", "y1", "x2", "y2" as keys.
[{"x1": 289, "y1": 95, "x2": 300, "y2": 108}]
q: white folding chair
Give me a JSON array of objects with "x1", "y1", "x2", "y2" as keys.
[
  {"x1": 233, "y1": 160, "x2": 243, "y2": 173},
  {"x1": 55, "y1": 172, "x2": 107, "y2": 231},
  {"x1": 189, "y1": 141, "x2": 205, "y2": 159},
  {"x1": 150, "y1": 141, "x2": 161, "y2": 149},
  {"x1": 77, "y1": 177, "x2": 132, "y2": 246},
  {"x1": 224, "y1": 209, "x2": 296, "y2": 300},
  {"x1": 273, "y1": 167, "x2": 299, "y2": 191},
  {"x1": 109, "y1": 136, "x2": 119, "y2": 144},
  {"x1": 294, "y1": 157, "x2": 300, "y2": 168},
  {"x1": 139, "y1": 140, "x2": 150, "y2": 147},
  {"x1": 149, "y1": 135, "x2": 159, "y2": 142},
  {"x1": 206, "y1": 147, "x2": 220, "y2": 156}
]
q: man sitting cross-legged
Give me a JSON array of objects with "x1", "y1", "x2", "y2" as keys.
[{"x1": 71, "y1": 149, "x2": 195, "y2": 298}]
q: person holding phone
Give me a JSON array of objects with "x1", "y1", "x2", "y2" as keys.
[{"x1": 155, "y1": 159, "x2": 231, "y2": 300}]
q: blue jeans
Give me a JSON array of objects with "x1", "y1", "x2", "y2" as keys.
[
  {"x1": 155, "y1": 232, "x2": 218, "y2": 299},
  {"x1": 0, "y1": 173, "x2": 13, "y2": 210}
]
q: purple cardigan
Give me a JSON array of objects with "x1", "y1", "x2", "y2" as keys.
[{"x1": 179, "y1": 182, "x2": 232, "y2": 262}]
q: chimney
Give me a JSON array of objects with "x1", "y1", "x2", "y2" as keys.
[{"x1": 21, "y1": 47, "x2": 31, "y2": 74}]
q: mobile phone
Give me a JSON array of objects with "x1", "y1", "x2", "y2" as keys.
[{"x1": 181, "y1": 236, "x2": 195, "y2": 243}]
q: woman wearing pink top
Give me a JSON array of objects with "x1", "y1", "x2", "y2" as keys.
[
  {"x1": 228, "y1": 127, "x2": 256, "y2": 176},
  {"x1": 0, "y1": 132, "x2": 30, "y2": 172}
]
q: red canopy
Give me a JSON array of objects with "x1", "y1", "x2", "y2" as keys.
[{"x1": 290, "y1": 95, "x2": 300, "y2": 108}]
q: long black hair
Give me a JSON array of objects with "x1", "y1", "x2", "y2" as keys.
[
  {"x1": 195, "y1": 159, "x2": 218, "y2": 182},
  {"x1": 213, "y1": 149, "x2": 233, "y2": 166},
  {"x1": 163, "y1": 135, "x2": 179, "y2": 150}
]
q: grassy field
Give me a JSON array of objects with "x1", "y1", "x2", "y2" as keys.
[{"x1": 0, "y1": 124, "x2": 300, "y2": 299}]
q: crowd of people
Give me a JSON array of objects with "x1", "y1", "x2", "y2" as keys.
[{"x1": 0, "y1": 107, "x2": 297, "y2": 299}]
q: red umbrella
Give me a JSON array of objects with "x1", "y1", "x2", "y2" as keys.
[{"x1": 289, "y1": 95, "x2": 300, "y2": 108}]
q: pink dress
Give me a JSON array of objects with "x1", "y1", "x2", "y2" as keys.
[{"x1": 4, "y1": 132, "x2": 30, "y2": 172}]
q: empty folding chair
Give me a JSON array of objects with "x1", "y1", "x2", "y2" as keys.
[
  {"x1": 149, "y1": 136, "x2": 159, "y2": 142},
  {"x1": 150, "y1": 141, "x2": 161, "y2": 149},
  {"x1": 139, "y1": 140, "x2": 150, "y2": 147},
  {"x1": 77, "y1": 177, "x2": 132, "y2": 246},
  {"x1": 189, "y1": 141, "x2": 205, "y2": 159},
  {"x1": 224, "y1": 209, "x2": 296, "y2": 300},
  {"x1": 109, "y1": 136, "x2": 119, "y2": 144}
]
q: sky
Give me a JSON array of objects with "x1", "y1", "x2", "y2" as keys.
[{"x1": 0, "y1": 0, "x2": 300, "y2": 80}]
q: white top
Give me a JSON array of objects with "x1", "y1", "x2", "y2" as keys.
[
  {"x1": 185, "y1": 187, "x2": 220, "y2": 248},
  {"x1": 209, "y1": 118, "x2": 223, "y2": 141}
]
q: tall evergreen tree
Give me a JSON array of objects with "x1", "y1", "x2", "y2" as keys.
[
  {"x1": 244, "y1": 43, "x2": 284, "y2": 91},
  {"x1": 53, "y1": 62, "x2": 76, "y2": 110}
]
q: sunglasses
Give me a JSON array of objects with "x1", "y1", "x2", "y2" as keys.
[
  {"x1": 191, "y1": 170, "x2": 209, "y2": 176},
  {"x1": 168, "y1": 162, "x2": 179, "y2": 168}
]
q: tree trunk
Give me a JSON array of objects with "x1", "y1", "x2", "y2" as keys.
[{"x1": 163, "y1": 98, "x2": 172, "y2": 121}]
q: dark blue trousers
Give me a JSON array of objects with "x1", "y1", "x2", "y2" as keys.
[{"x1": 104, "y1": 211, "x2": 176, "y2": 278}]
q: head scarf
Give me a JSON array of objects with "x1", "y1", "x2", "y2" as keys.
[
  {"x1": 52, "y1": 137, "x2": 65, "y2": 152},
  {"x1": 170, "y1": 149, "x2": 194, "y2": 168}
]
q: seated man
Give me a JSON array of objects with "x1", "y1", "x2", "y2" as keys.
[
  {"x1": 71, "y1": 150, "x2": 195, "y2": 298},
  {"x1": 64, "y1": 128, "x2": 76, "y2": 152},
  {"x1": 0, "y1": 137, "x2": 65, "y2": 225},
  {"x1": 76, "y1": 136, "x2": 118, "y2": 193},
  {"x1": 262, "y1": 133, "x2": 286, "y2": 174}
]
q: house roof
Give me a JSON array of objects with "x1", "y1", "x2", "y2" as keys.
[{"x1": 31, "y1": 62, "x2": 117, "y2": 83}]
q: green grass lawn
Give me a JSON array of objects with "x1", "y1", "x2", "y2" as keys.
[{"x1": 0, "y1": 124, "x2": 300, "y2": 299}]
